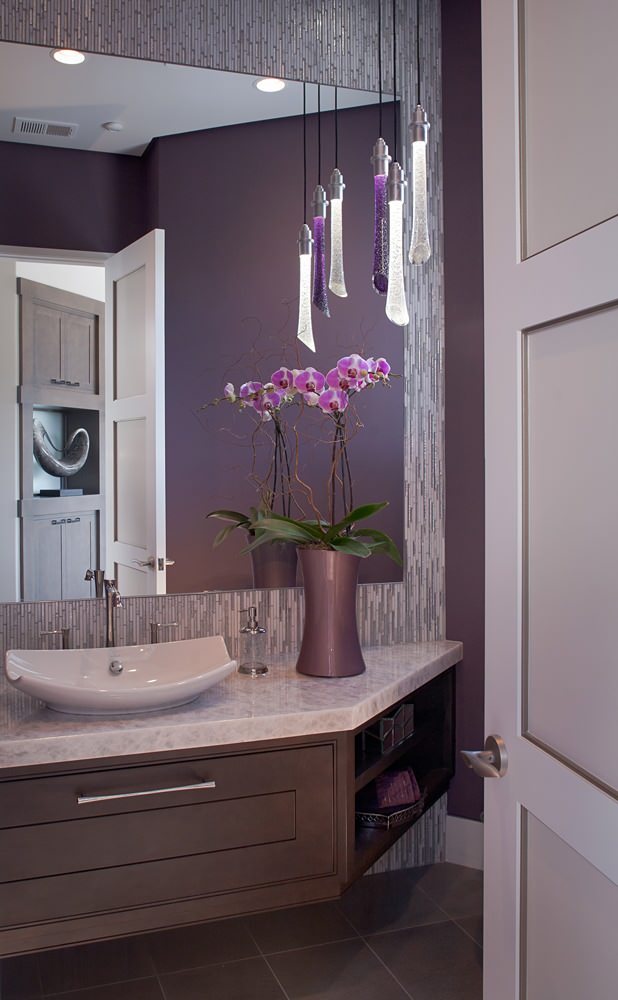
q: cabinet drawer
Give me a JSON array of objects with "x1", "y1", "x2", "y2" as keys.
[
  {"x1": 0, "y1": 744, "x2": 336, "y2": 927},
  {"x1": 1, "y1": 746, "x2": 325, "y2": 828}
]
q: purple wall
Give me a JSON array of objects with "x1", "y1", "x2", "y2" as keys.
[
  {"x1": 442, "y1": 0, "x2": 485, "y2": 821},
  {"x1": 0, "y1": 141, "x2": 147, "y2": 252},
  {"x1": 149, "y1": 104, "x2": 404, "y2": 593}
]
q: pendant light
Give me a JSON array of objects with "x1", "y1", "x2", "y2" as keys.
[
  {"x1": 385, "y1": 0, "x2": 409, "y2": 326},
  {"x1": 408, "y1": 0, "x2": 431, "y2": 264},
  {"x1": 312, "y1": 84, "x2": 330, "y2": 316},
  {"x1": 329, "y1": 86, "x2": 347, "y2": 298},
  {"x1": 371, "y1": 0, "x2": 390, "y2": 296},
  {"x1": 297, "y1": 83, "x2": 315, "y2": 351}
]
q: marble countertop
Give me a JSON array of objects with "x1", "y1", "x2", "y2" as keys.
[{"x1": 0, "y1": 641, "x2": 462, "y2": 770}]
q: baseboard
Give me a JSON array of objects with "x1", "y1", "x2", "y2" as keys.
[{"x1": 446, "y1": 815, "x2": 484, "y2": 870}]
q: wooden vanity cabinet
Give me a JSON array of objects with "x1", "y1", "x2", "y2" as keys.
[
  {"x1": 0, "y1": 667, "x2": 454, "y2": 957},
  {"x1": 0, "y1": 738, "x2": 346, "y2": 956}
]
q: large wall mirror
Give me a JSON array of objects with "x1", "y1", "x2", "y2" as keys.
[{"x1": 0, "y1": 41, "x2": 404, "y2": 602}]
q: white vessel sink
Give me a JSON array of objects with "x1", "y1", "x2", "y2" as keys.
[{"x1": 5, "y1": 636, "x2": 236, "y2": 715}]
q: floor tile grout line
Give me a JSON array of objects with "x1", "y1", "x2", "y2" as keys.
[
  {"x1": 451, "y1": 916, "x2": 483, "y2": 950},
  {"x1": 40, "y1": 973, "x2": 160, "y2": 997},
  {"x1": 244, "y1": 922, "x2": 293, "y2": 1000},
  {"x1": 360, "y1": 933, "x2": 417, "y2": 1000}
]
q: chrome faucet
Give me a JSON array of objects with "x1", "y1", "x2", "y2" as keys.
[
  {"x1": 104, "y1": 579, "x2": 123, "y2": 647},
  {"x1": 41, "y1": 627, "x2": 72, "y2": 650},
  {"x1": 85, "y1": 568, "x2": 105, "y2": 598},
  {"x1": 150, "y1": 621, "x2": 178, "y2": 644}
]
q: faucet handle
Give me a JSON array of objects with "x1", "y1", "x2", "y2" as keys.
[
  {"x1": 150, "y1": 621, "x2": 178, "y2": 644},
  {"x1": 41, "y1": 627, "x2": 72, "y2": 650}
]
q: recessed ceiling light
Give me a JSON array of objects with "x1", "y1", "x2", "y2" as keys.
[
  {"x1": 51, "y1": 48, "x2": 86, "y2": 65},
  {"x1": 255, "y1": 77, "x2": 286, "y2": 93},
  {"x1": 102, "y1": 121, "x2": 124, "y2": 132}
]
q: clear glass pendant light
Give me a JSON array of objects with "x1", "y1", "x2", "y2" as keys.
[
  {"x1": 408, "y1": 1, "x2": 431, "y2": 264},
  {"x1": 371, "y1": 0, "x2": 389, "y2": 296},
  {"x1": 296, "y1": 83, "x2": 316, "y2": 351},
  {"x1": 297, "y1": 223, "x2": 315, "y2": 351},
  {"x1": 385, "y1": 161, "x2": 409, "y2": 327},
  {"x1": 328, "y1": 89, "x2": 347, "y2": 298},
  {"x1": 384, "y1": 0, "x2": 408, "y2": 326},
  {"x1": 329, "y1": 168, "x2": 347, "y2": 298}
]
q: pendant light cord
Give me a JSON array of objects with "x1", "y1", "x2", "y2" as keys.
[
  {"x1": 378, "y1": 0, "x2": 383, "y2": 136},
  {"x1": 303, "y1": 82, "x2": 307, "y2": 221},
  {"x1": 317, "y1": 83, "x2": 322, "y2": 185},
  {"x1": 392, "y1": 0, "x2": 398, "y2": 162},
  {"x1": 334, "y1": 85, "x2": 339, "y2": 167},
  {"x1": 416, "y1": 0, "x2": 421, "y2": 102}
]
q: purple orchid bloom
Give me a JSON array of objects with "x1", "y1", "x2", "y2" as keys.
[
  {"x1": 239, "y1": 380, "x2": 263, "y2": 400},
  {"x1": 270, "y1": 367, "x2": 294, "y2": 392},
  {"x1": 326, "y1": 367, "x2": 353, "y2": 392},
  {"x1": 253, "y1": 387, "x2": 283, "y2": 414},
  {"x1": 337, "y1": 354, "x2": 369, "y2": 384},
  {"x1": 294, "y1": 367, "x2": 326, "y2": 395},
  {"x1": 223, "y1": 382, "x2": 236, "y2": 401},
  {"x1": 317, "y1": 388, "x2": 348, "y2": 414},
  {"x1": 302, "y1": 391, "x2": 321, "y2": 407},
  {"x1": 368, "y1": 357, "x2": 391, "y2": 381}
]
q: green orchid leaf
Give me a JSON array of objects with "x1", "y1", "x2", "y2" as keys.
[
  {"x1": 213, "y1": 523, "x2": 243, "y2": 547},
  {"x1": 248, "y1": 513, "x2": 325, "y2": 540},
  {"x1": 355, "y1": 528, "x2": 403, "y2": 565},
  {"x1": 330, "y1": 536, "x2": 373, "y2": 558},
  {"x1": 324, "y1": 501, "x2": 388, "y2": 542},
  {"x1": 207, "y1": 509, "x2": 250, "y2": 525}
]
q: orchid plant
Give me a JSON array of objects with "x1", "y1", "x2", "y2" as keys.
[{"x1": 207, "y1": 353, "x2": 401, "y2": 564}]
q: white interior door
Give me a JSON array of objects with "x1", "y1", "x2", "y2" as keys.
[
  {"x1": 105, "y1": 229, "x2": 166, "y2": 596},
  {"x1": 482, "y1": 1, "x2": 618, "y2": 997}
]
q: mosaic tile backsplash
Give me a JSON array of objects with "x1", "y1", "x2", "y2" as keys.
[{"x1": 0, "y1": 1, "x2": 446, "y2": 865}]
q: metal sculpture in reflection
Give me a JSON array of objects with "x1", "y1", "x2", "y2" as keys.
[{"x1": 33, "y1": 418, "x2": 90, "y2": 478}]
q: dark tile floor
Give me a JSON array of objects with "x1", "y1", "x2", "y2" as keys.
[{"x1": 0, "y1": 863, "x2": 483, "y2": 1000}]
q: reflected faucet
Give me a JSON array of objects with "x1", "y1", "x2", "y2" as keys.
[
  {"x1": 85, "y1": 568, "x2": 105, "y2": 598},
  {"x1": 104, "y1": 580, "x2": 123, "y2": 648}
]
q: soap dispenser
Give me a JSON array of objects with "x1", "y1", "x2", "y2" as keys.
[{"x1": 238, "y1": 607, "x2": 268, "y2": 676}]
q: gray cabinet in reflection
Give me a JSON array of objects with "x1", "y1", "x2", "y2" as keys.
[
  {"x1": 19, "y1": 279, "x2": 100, "y2": 394},
  {"x1": 22, "y1": 512, "x2": 98, "y2": 601}
]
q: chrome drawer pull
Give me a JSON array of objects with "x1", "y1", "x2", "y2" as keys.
[{"x1": 76, "y1": 779, "x2": 216, "y2": 805}]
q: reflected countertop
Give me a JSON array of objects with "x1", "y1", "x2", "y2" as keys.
[{"x1": 0, "y1": 641, "x2": 462, "y2": 770}]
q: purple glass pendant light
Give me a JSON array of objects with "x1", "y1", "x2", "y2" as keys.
[
  {"x1": 371, "y1": 0, "x2": 390, "y2": 295},
  {"x1": 312, "y1": 84, "x2": 330, "y2": 317}
]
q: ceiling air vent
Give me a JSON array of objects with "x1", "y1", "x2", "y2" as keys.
[{"x1": 12, "y1": 116, "x2": 79, "y2": 138}]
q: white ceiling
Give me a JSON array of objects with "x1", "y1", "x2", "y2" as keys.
[{"x1": 0, "y1": 42, "x2": 385, "y2": 156}]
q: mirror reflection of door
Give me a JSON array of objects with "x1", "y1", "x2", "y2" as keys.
[
  {"x1": 105, "y1": 229, "x2": 167, "y2": 596},
  {"x1": 0, "y1": 241, "x2": 166, "y2": 602},
  {"x1": 16, "y1": 268, "x2": 104, "y2": 602}
]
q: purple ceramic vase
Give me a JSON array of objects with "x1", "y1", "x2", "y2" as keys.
[
  {"x1": 250, "y1": 540, "x2": 297, "y2": 589},
  {"x1": 296, "y1": 548, "x2": 366, "y2": 678}
]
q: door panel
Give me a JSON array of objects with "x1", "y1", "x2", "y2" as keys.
[
  {"x1": 61, "y1": 312, "x2": 96, "y2": 391},
  {"x1": 105, "y1": 231, "x2": 166, "y2": 596},
  {"x1": 114, "y1": 266, "x2": 146, "y2": 399},
  {"x1": 523, "y1": 305, "x2": 618, "y2": 794},
  {"x1": 30, "y1": 305, "x2": 61, "y2": 387},
  {"x1": 114, "y1": 418, "x2": 147, "y2": 549},
  {"x1": 62, "y1": 512, "x2": 97, "y2": 599},
  {"x1": 521, "y1": 0, "x2": 618, "y2": 256},
  {"x1": 482, "y1": 1, "x2": 618, "y2": 996},
  {"x1": 522, "y1": 812, "x2": 618, "y2": 1000}
]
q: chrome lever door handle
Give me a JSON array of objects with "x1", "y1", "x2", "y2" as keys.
[{"x1": 460, "y1": 735, "x2": 508, "y2": 779}]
